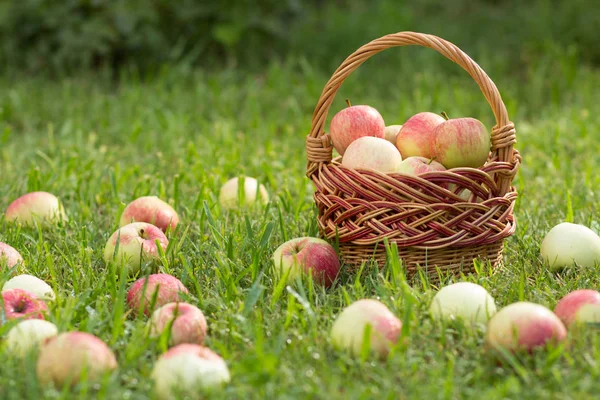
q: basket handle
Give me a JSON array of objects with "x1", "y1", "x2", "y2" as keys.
[{"x1": 306, "y1": 31, "x2": 517, "y2": 195}]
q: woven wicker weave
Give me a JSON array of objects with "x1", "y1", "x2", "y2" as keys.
[{"x1": 305, "y1": 32, "x2": 521, "y2": 278}]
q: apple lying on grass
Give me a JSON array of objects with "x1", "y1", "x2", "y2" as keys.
[
  {"x1": 149, "y1": 302, "x2": 207, "y2": 346},
  {"x1": 0, "y1": 242, "x2": 23, "y2": 269},
  {"x1": 36, "y1": 332, "x2": 118, "y2": 386},
  {"x1": 272, "y1": 237, "x2": 341, "y2": 288},
  {"x1": 219, "y1": 177, "x2": 269, "y2": 210},
  {"x1": 432, "y1": 117, "x2": 490, "y2": 169},
  {"x1": 127, "y1": 273, "x2": 189, "y2": 316},
  {"x1": 554, "y1": 289, "x2": 600, "y2": 328},
  {"x1": 485, "y1": 302, "x2": 567, "y2": 353},
  {"x1": 5, "y1": 319, "x2": 58, "y2": 357},
  {"x1": 151, "y1": 344, "x2": 230, "y2": 399},
  {"x1": 383, "y1": 124, "x2": 402, "y2": 144},
  {"x1": 2, "y1": 274, "x2": 56, "y2": 301},
  {"x1": 330, "y1": 103, "x2": 385, "y2": 155},
  {"x1": 396, "y1": 156, "x2": 446, "y2": 176},
  {"x1": 5, "y1": 191, "x2": 66, "y2": 226},
  {"x1": 104, "y1": 222, "x2": 169, "y2": 275},
  {"x1": 120, "y1": 196, "x2": 179, "y2": 233},
  {"x1": 341, "y1": 136, "x2": 403, "y2": 173},
  {"x1": 540, "y1": 222, "x2": 600, "y2": 270},
  {"x1": 330, "y1": 299, "x2": 402, "y2": 358},
  {"x1": 395, "y1": 112, "x2": 445, "y2": 159},
  {"x1": 429, "y1": 282, "x2": 497, "y2": 324},
  {"x1": 2, "y1": 288, "x2": 48, "y2": 320}
]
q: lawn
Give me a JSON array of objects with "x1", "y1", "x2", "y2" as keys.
[{"x1": 2, "y1": 42, "x2": 600, "y2": 399}]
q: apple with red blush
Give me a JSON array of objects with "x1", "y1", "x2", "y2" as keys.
[
  {"x1": 330, "y1": 102, "x2": 385, "y2": 155},
  {"x1": 396, "y1": 156, "x2": 446, "y2": 176},
  {"x1": 2, "y1": 288, "x2": 48, "y2": 320},
  {"x1": 149, "y1": 302, "x2": 207, "y2": 346},
  {"x1": 127, "y1": 273, "x2": 189, "y2": 316},
  {"x1": 432, "y1": 117, "x2": 490, "y2": 169},
  {"x1": 0, "y1": 242, "x2": 23, "y2": 270},
  {"x1": 341, "y1": 136, "x2": 403, "y2": 173},
  {"x1": 120, "y1": 196, "x2": 179, "y2": 233},
  {"x1": 554, "y1": 289, "x2": 600, "y2": 328},
  {"x1": 4, "y1": 191, "x2": 66, "y2": 226},
  {"x1": 395, "y1": 112, "x2": 445, "y2": 159}
]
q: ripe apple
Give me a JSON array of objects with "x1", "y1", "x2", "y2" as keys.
[
  {"x1": 330, "y1": 299, "x2": 402, "y2": 358},
  {"x1": 151, "y1": 344, "x2": 230, "y2": 399},
  {"x1": 119, "y1": 196, "x2": 179, "y2": 233},
  {"x1": 272, "y1": 237, "x2": 340, "y2": 288},
  {"x1": 36, "y1": 331, "x2": 118, "y2": 386},
  {"x1": 341, "y1": 136, "x2": 403, "y2": 173},
  {"x1": 4, "y1": 191, "x2": 66, "y2": 226},
  {"x1": 395, "y1": 112, "x2": 445, "y2": 159},
  {"x1": 2, "y1": 274, "x2": 56, "y2": 301},
  {"x1": 5, "y1": 319, "x2": 58, "y2": 357},
  {"x1": 2, "y1": 288, "x2": 48, "y2": 320},
  {"x1": 127, "y1": 273, "x2": 189, "y2": 316},
  {"x1": 540, "y1": 222, "x2": 600, "y2": 271},
  {"x1": 149, "y1": 302, "x2": 207, "y2": 346},
  {"x1": 330, "y1": 104, "x2": 385, "y2": 155},
  {"x1": 383, "y1": 124, "x2": 402, "y2": 144},
  {"x1": 485, "y1": 302, "x2": 567, "y2": 353},
  {"x1": 219, "y1": 177, "x2": 269, "y2": 210},
  {"x1": 429, "y1": 282, "x2": 497, "y2": 324},
  {"x1": 0, "y1": 242, "x2": 23, "y2": 269},
  {"x1": 554, "y1": 289, "x2": 600, "y2": 328},
  {"x1": 396, "y1": 156, "x2": 446, "y2": 176},
  {"x1": 432, "y1": 117, "x2": 490, "y2": 169},
  {"x1": 103, "y1": 222, "x2": 169, "y2": 275}
]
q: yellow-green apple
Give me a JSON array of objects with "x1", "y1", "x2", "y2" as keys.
[
  {"x1": 127, "y1": 273, "x2": 189, "y2": 316},
  {"x1": 151, "y1": 344, "x2": 230, "y2": 399},
  {"x1": 36, "y1": 332, "x2": 118, "y2": 386},
  {"x1": 485, "y1": 302, "x2": 567, "y2": 353},
  {"x1": 396, "y1": 156, "x2": 446, "y2": 176},
  {"x1": 120, "y1": 196, "x2": 179, "y2": 233},
  {"x1": 149, "y1": 302, "x2": 207, "y2": 346},
  {"x1": 432, "y1": 118, "x2": 490, "y2": 169},
  {"x1": 103, "y1": 222, "x2": 169, "y2": 275},
  {"x1": 272, "y1": 237, "x2": 340, "y2": 288},
  {"x1": 554, "y1": 289, "x2": 600, "y2": 328},
  {"x1": 383, "y1": 124, "x2": 402, "y2": 144},
  {"x1": 2, "y1": 288, "x2": 48, "y2": 320},
  {"x1": 0, "y1": 242, "x2": 23, "y2": 269},
  {"x1": 3, "y1": 274, "x2": 55, "y2": 301},
  {"x1": 540, "y1": 222, "x2": 600, "y2": 271},
  {"x1": 5, "y1": 319, "x2": 58, "y2": 357},
  {"x1": 395, "y1": 112, "x2": 445, "y2": 159},
  {"x1": 330, "y1": 105, "x2": 385, "y2": 155},
  {"x1": 429, "y1": 282, "x2": 496, "y2": 324},
  {"x1": 330, "y1": 299, "x2": 402, "y2": 358},
  {"x1": 4, "y1": 191, "x2": 66, "y2": 226},
  {"x1": 219, "y1": 177, "x2": 269, "y2": 210},
  {"x1": 341, "y1": 137, "x2": 403, "y2": 173}
]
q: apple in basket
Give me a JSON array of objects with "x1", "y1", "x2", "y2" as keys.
[
  {"x1": 342, "y1": 137, "x2": 403, "y2": 173},
  {"x1": 329, "y1": 102, "x2": 385, "y2": 155},
  {"x1": 395, "y1": 112, "x2": 445, "y2": 159},
  {"x1": 432, "y1": 117, "x2": 490, "y2": 169},
  {"x1": 383, "y1": 125, "x2": 402, "y2": 144},
  {"x1": 396, "y1": 156, "x2": 446, "y2": 176}
]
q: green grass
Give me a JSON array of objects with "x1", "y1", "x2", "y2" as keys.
[{"x1": 2, "y1": 47, "x2": 600, "y2": 399}]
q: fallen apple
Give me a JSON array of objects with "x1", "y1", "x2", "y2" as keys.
[
  {"x1": 0, "y1": 242, "x2": 23, "y2": 270},
  {"x1": 5, "y1": 191, "x2": 66, "y2": 226},
  {"x1": 432, "y1": 117, "x2": 490, "y2": 169},
  {"x1": 219, "y1": 177, "x2": 269, "y2": 210},
  {"x1": 36, "y1": 331, "x2": 118, "y2": 386},
  {"x1": 396, "y1": 156, "x2": 446, "y2": 176},
  {"x1": 540, "y1": 222, "x2": 600, "y2": 271},
  {"x1": 2, "y1": 288, "x2": 48, "y2": 320},
  {"x1": 127, "y1": 273, "x2": 189, "y2": 316},
  {"x1": 429, "y1": 282, "x2": 497, "y2": 324},
  {"x1": 151, "y1": 344, "x2": 230, "y2": 399},
  {"x1": 149, "y1": 302, "x2": 207, "y2": 346},
  {"x1": 554, "y1": 289, "x2": 600, "y2": 328},
  {"x1": 395, "y1": 112, "x2": 445, "y2": 159},
  {"x1": 330, "y1": 104, "x2": 385, "y2": 155},
  {"x1": 120, "y1": 196, "x2": 179, "y2": 233},
  {"x1": 341, "y1": 136, "x2": 403, "y2": 173},
  {"x1": 2, "y1": 274, "x2": 56, "y2": 301},
  {"x1": 272, "y1": 237, "x2": 340, "y2": 287},
  {"x1": 330, "y1": 299, "x2": 402, "y2": 358},
  {"x1": 5, "y1": 319, "x2": 58, "y2": 357}
]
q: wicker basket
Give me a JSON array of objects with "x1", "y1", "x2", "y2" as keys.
[{"x1": 305, "y1": 32, "x2": 521, "y2": 278}]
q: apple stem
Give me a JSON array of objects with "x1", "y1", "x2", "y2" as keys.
[
  {"x1": 441, "y1": 111, "x2": 450, "y2": 121},
  {"x1": 345, "y1": 99, "x2": 352, "y2": 107},
  {"x1": 428, "y1": 157, "x2": 436, "y2": 165}
]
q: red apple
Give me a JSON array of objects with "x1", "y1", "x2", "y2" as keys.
[
  {"x1": 330, "y1": 299, "x2": 402, "y2": 358},
  {"x1": 2, "y1": 288, "x2": 48, "y2": 320},
  {"x1": 120, "y1": 196, "x2": 179, "y2": 233},
  {"x1": 330, "y1": 105, "x2": 385, "y2": 155},
  {"x1": 127, "y1": 274, "x2": 189, "y2": 316},
  {"x1": 396, "y1": 156, "x2": 446, "y2": 176},
  {"x1": 36, "y1": 332, "x2": 118, "y2": 386},
  {"x1": 395, "y1": 112, "x2": 445, "y2": 159},
  {"x1": 485, "y1": 302, "x2": 567, "y2": 353},
  {"x1": 5, "y1": 191, "x2": 66, "y2": 226},
  {"x1": 341, "y1": 136, "x2": 403, "y2": 173},
  {"x1": 0, "y1": 242, "x2": 23, "y2": 269},
  {"x1": 272, "y1": 237, "x2": 341, "y2": 287},
  {"x1": 149, "y1": 302, "x2": 207, "y2": 346},
  {"x1": 432, "y1": 117, "x2": 490, "y2": 169},
  {"x1": 554, "y1": 289, "x2": 600, "y2": 328}
]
